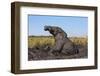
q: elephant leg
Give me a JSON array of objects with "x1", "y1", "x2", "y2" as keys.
[{"x1": 49, "y1": 40, "x2": 64, "y2": 56}]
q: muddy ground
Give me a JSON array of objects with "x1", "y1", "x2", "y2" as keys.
[{"x1": 28, "y1": 45, "x2": 88, "y2": 61}]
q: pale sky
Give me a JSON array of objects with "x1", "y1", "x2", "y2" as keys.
[{"x1": 28, "y1": 15, "x2": 88, "y2": 37}]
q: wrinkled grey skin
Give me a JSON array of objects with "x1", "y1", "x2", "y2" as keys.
[{"x1": 44, "y1": 26, "x2": 79, "y2": 55}]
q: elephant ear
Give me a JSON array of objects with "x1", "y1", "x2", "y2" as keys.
[
  {"x1": 57, "y1": 27, "x2": 67, "y2": 37},
  {"x1": 57, "y1": 28, "x2": 62, "y2": 33}
]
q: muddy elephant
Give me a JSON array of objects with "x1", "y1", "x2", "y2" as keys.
[{"x1": 44, "y1": 25, "x2": 79, "y2": 55}]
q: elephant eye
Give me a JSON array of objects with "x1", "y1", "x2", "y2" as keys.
[{"x1": 57, "y1": 29, "x2": 62, "y2": 33}]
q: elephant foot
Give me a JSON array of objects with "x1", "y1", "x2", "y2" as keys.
[{"x1": 61, "y1": 49, "x2": 79, "y2": 56}]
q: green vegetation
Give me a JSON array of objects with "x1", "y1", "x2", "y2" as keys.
[{"x1": 28, "y1": 36, "x2": 87, "y2": 48}]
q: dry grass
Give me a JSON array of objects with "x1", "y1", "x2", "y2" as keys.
[
  {"x1": 28, "y1": 36, "x2": 87, "y2": 48},
  {"x1": 70, "y1": 37, "x2": 87, "y2": 46},
  {"x1": 28, "y1": 36, "x2": 55, "y2": 48}
]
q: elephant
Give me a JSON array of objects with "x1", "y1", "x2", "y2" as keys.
[{"x1": 44, "y1": 25, "x2": 79, "y2": 55}]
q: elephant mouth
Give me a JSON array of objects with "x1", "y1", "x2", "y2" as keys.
[
  {"x1": 44, "y1": 26, "x2": 51, "y2": 31},
  {"x1": 44, "y1": 28, "x2": 49, "y2": 31}
]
